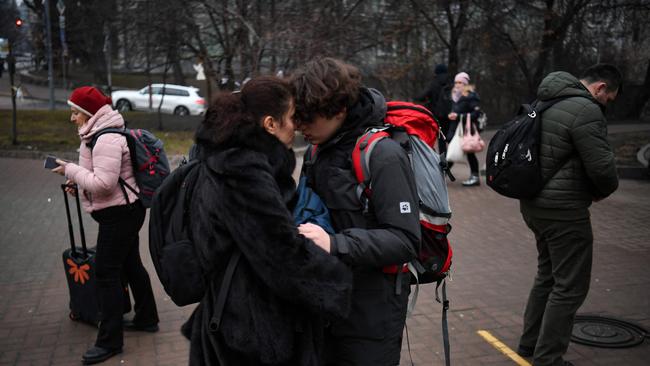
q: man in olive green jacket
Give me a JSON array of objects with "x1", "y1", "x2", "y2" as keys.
[{"x1": 517, "y1": 64, "x2": 621, "y2": 366}]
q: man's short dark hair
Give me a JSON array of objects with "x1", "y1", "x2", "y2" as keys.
[
  {"x1": 290, "y1": 57, "x2": 362, "y2": 124},
  {"x1": 580, "y1": 63, "x2": 623, "y2": 93}
]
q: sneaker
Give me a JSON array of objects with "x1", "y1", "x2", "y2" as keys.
[{"x1": 462, "y1": 175, "x2": 480, "y2": 186}]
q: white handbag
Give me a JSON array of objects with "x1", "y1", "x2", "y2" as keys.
[{"x1": 446, "y1": 119, "x2": 466, "y2": 163}]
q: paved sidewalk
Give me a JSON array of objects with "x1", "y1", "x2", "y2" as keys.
[{"x1": 0, "y1": 153, "x2": 648, "y2": 366}]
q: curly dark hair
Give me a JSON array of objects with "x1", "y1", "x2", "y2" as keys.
[
  {"x1": 195, "y1": 76, "x2": 293, "y2": 147},
  {"x1": 290, "y1": 57, "x2": 361, "y2": 124}
]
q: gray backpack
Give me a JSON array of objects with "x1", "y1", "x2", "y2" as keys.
[{"x1": 88, "y1": 127, "x2": 170, "y2": 207}]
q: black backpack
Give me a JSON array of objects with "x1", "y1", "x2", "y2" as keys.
[
  {"x1": 148, "y1": 160, "x2": 204, "y2": 306},
  {"x1": 486, "y1": 97, "x2": 572, "y2": 199},
  {"x1": 148, "y1": 160, "x2": 242, "y2": 317}
]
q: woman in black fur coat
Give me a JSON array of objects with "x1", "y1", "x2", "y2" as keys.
[{"x1": 182, "y1": 76, "x2": 353, "y2": 365}]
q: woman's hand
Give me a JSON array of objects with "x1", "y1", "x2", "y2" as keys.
[
  {"x1": 448, "y1": 112, "x2": 458, "y2": 121},
  {"x1": 52, "y1": 159, "x2": 68, "y2": 176},
  {"x1": 64, "y1": 179, "x2": 77, "y2": 196},
  {"x1": 298, "y1": 223, "x2": 331, "y2": 253}
]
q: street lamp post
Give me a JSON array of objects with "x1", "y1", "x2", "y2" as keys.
[
  {"x1": 9, "y1": 17, "x2": 23, "y2": 145},
  {"x1": 44, "y1": 0, "x2": 55, "y2": 110},
  {"x1": 8, "y1": 42, "x2": 17, "y2": 145},
  {"x1": 57, "y1": 0, "x2": 68, "y2": 90},
  {"x1": 104, "y1": 24, "x2": 112, "y2": 96}
]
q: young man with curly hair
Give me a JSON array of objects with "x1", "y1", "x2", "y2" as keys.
[{"x1": 292, "y1": 57, "x2": 421, "y2": 365}]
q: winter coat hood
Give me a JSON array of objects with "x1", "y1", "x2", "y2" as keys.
[
  {"x1": 537, "y1": 71, "x2": 602, "y2": 110},
  {"x1": 322, "y1": 87, "x2": 386, "y2": 145},
  {"x1": 343, "y1": 87, "x2": 387, "y2": 132},
  {"x1": 78, "y1": 104, "x2": 125, "y2": 141}
]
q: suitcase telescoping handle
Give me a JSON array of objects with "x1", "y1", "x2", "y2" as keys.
[{"x1": 61, "y1": 183, "x2": 88, "y2": 257}]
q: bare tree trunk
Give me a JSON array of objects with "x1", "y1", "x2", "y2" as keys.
[
  {"x1": 157, "y1": 57, "x2": 170, "y2": 131},
  {"x1": 121, "y1": 0, "x2": 130, "y2": 69},
  {"x1": 531, "y1": 0, "x2": 590, "y2": 96},
  {"x1": 145, "y1": 0, "x2": 152, "y2": 110},
  {"x1": 628, "y1": 59, "x2": 650, "y2": 119},
  {"x1": 409, "y1": 0, "x2": 469, "y2": 76},
  {"x1": 169, "y1": 47, "x2": 185, "y2": 85},
  {"x1": 270, "y1": 0, "x2": 276, "y2": 73}
]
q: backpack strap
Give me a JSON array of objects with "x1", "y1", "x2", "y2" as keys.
[
  {"x1": 532, "y1": 97, "x2": 584, "y2": 184},
  {"x1": 87, "y1": 127, "x2": 142, "y2": 204},
  {"x1": 87, "y1": 128, "x2": 136, "y2": 203},
  {"x1": 209, "y1": 249, "x2": 242, "y2": 332},
  {"x1": 440, "y1": 278, "x2": 451, "y2": 366},
  {"x1": 353, "y1": 128, "x2": 414, "y2": 294},
  {"x1": 405, "y1": 272, "x2": 451, "y2": 366},
  {"x1": 168, "y1": 160, "x2": 200, "y2": 242},
  {"x1": 87, "y1": 127, "x2": 143, "y2": 175},
  {"x1": 351, "y1": 128, "x2": 390, "y2": 201},
  {"x1": 86, "y1": 127, "x2": 128, "y2": 149}
]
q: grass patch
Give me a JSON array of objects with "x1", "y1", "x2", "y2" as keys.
[{"x1": 0, "y1": 110, "x2": 195, "y2": 155}]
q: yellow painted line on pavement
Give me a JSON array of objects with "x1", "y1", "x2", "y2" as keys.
[{"x1": 477, "y1": 330, "x2": 532, "y2": 366}]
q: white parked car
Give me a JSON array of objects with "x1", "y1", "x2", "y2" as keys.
[{"x1": 111, "y1": 84, "x2": 206, "y2": 116}]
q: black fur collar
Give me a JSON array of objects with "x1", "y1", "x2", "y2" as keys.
[{"x1": 198, "y1": 124, "x2": 297, "y2": 204}]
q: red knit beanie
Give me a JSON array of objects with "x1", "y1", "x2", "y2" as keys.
[{"x1": 67, "y1": 86, "x2": 112, "y2": 116}]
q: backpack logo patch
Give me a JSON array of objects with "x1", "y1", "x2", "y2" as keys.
[{"x1": 400, "y1": 202, "x2": 411, "y2": 214}]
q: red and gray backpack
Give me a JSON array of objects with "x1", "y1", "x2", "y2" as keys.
[
  {"x1": 88, "y1": 127, "x2": 170, "y2": 208},
  {"x1": 352, "y1": 101, "x2": 454, "y2": 365},
  {"x1": 352, "y1": 101, "x2": 454, "y2": 286}
]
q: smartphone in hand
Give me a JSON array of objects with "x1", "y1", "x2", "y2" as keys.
[{"x1": 44, "y1": 155, "x2": 59, "y2": 169}]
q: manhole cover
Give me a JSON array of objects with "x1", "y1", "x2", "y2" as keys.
[
  {"x1": 638, "y1": 144, "x2": 650, "y2": 167},
  {"x1": 571, "y1": 315, "x2": 648, "y2": 348}
]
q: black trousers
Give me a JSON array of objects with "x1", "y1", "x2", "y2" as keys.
[
  {"x1": 519, "y1": 214, "x2": 593, "y2": 366},
  {"x1": 91, "y1": 201, "x2": 159, "y2": 349},
  {"x1": 324, "y1": 274, "x2": 410, "y2": 366}
]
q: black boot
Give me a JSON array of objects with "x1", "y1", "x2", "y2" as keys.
[
  {"x1": 516, "y1": 344, "x2": 534, "y2": 357},
  {"x1": 82, "y1": 346, "x2": 122, "y2": 365},
  {"x1": 123, "y1": 319, "x2": 159, "y2": 333}
]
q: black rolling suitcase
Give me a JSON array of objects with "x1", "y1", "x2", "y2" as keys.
[{"x1": 61, "y1": 184, "x2": 131, "y2": 325}]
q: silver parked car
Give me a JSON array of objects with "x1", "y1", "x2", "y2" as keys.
[{"x1": 111, "y1": 84, "x2": 206, "y2": 116}]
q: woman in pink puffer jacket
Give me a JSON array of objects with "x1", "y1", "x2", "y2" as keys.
[{"x1": 52, "y1": 86, "x2": 159, "y2": 365}]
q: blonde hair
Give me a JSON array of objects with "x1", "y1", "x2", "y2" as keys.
[{"x1": 462, "y1": 84, "x2": 475, "y2": 96}]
